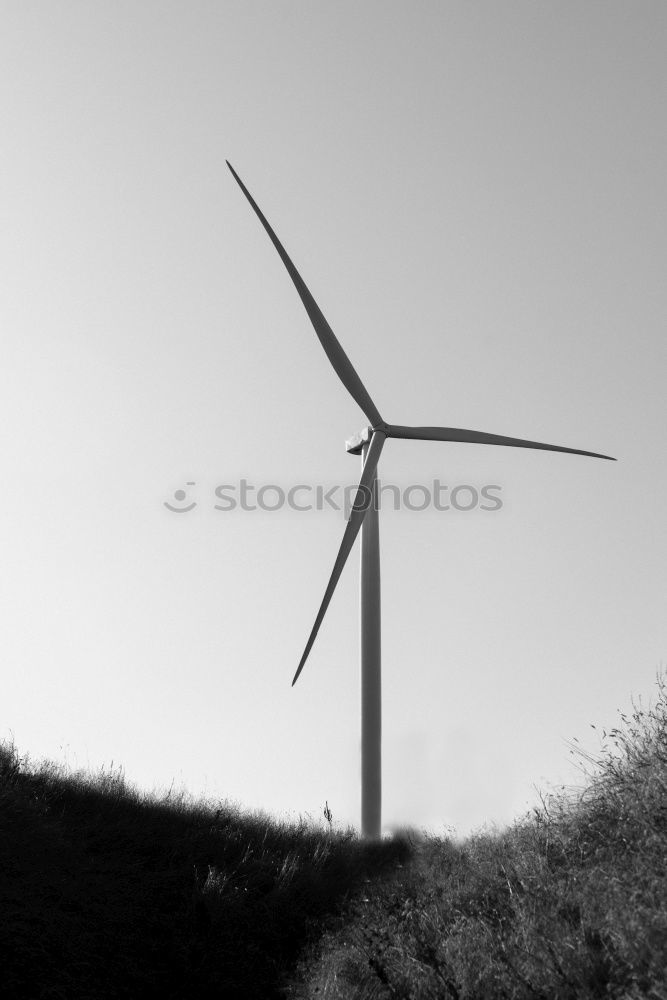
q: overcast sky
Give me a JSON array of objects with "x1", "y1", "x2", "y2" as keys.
[{"x1": 2, "y1": 1, "x2": 666, "y2": 836}]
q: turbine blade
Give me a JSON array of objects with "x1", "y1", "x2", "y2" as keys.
[
  {"x1": 226, "y1": 161, "x2": 383, "y2": 427},
  {"x1": 292, "y1": 431, "x2": 385, "y2": 686},
  {"x1": 386, "y1": 425, "x2": 616, "y2": 461}
]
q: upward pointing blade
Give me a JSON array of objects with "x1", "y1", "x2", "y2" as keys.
[
  {"x1": 292, "y1": 431, "x2": 385, "y2": 686},
  {"x1": 386, "y1": 425, "x2": 616, "y2": 461},
  {"x1": 227, "y1": 162, "x2": 383, "y2": 427}
]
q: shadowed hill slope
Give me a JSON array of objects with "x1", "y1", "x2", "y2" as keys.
[{"x1": 0, "y1": 750, "x2": 408, "y2": 999}]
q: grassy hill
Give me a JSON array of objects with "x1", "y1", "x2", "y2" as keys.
[
  {"x1": 292, "y1": 674, "x2": 667, "y2": 999},
  {"x1": 2, "y1": 674, "x2": 665, "y2": 999},
  {"x1": 0, "y1": 747, "x2": 407, "y2": 999}
]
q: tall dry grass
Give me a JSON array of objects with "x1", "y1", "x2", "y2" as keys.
[{"x1": 290, "y1": 673, "x2": 667, "y2": 998}]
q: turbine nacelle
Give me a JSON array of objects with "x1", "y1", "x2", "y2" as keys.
[{"x1": 345, "y1": 426, "x2": 375, "y2": 455}]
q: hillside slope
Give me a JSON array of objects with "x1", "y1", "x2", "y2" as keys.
[
  {"x1": 291, "y1": 674, "x2": 667, "y2": 999},
  {"x1": 0, "y1": 750, "x2": 407, "y2": 999}
]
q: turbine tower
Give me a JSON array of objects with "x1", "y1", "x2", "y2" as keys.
[{"x1": 227, "y1": 162, "x2": 616, "y2": 840}]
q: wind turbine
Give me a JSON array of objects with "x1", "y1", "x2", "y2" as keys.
[{"x1": 226, "y1": 161, "x2": 616, "y2": 840}]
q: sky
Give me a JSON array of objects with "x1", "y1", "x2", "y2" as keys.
[{"x1": 1, "y1": 1, "x2": 666, "y2": 836}]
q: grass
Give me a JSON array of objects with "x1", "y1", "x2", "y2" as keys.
[
  {"x1": 0, "y1": 749, "x2": 408, "y2": 998},
  {"x1": 289, "y1": 673, "x2": 667, "y2": 999},
  {"x1": 2, "y1": 673, "x2": 665, "y2": 999}
]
